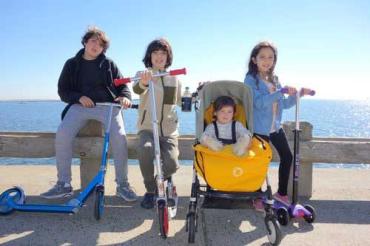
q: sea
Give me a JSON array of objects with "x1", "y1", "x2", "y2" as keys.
[{"x1": 1, "y1": 99, "x2": 370, "y2": 168}]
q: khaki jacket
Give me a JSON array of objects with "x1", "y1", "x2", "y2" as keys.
[{"x1": 133, "y1": 71, "x2": 182, "y2": 137}]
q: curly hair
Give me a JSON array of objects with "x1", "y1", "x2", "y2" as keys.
[{"x1": 81, "y1": 26, "x2": 110, "y2": 53}]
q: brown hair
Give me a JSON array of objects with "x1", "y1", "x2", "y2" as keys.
[
  {"x1": 142, "y1": 38, "x2": 173, "y2": 69},
  {"x1": 213, "y1": 96, "x2": 236, "y2": 114},
  {"x1": 81, "y1": 26, "x2": 110, "y2": 53},
  {"x1": 247, "y1": 41, "x2": 278, "y2": 83}
]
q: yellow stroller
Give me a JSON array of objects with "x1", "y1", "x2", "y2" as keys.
[{"x1": 185, "y1": 81, "x2": 282, "y2": 245}]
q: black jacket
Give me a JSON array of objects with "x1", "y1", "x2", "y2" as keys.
[{"x1": 58, "y1": 48, "x2": 131, "y2": 104}]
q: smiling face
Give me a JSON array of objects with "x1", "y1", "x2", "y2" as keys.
[
  {"x1": 215, "y1": 105, "x2": 234, "y2": 124},
  {"x1": 151, "y1": 49, "x2": 168, "y2": 70},
  {"x1": 252, "y1": 47, "x2": 275, "y2": 76},
  {"x1": 83, "y1": 36, "x2": 104, "y2": 60}
]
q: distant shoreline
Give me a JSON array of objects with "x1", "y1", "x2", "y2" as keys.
[{"x1": 0, "y1": 98, "x2": 369, "y2": 102}]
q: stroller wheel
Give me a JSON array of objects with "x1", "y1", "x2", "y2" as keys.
[
  {"x1": 94, "y1": 187, "x2": 105, "y2": 221},
  {"x1": 157, "y1": 200, "x2": 169, "y2": 238},
  {"x1": 276, "y1": 207, "x2": 289, "y2": 226},
  {"x1": 187, "y1": 212, "x2": 197, "y2": 243},
  {"x1": 264, "y1": 215, "x2": 282, "y2": 246},
  {"x1": 303, "y1": 204, "x2": 316, "y2": 223},
  {"x1": 0, "y1": 187, "x2": 25, "y2": 215}
]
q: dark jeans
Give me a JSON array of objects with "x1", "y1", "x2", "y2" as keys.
[{"x1": 255, "y1": 128, "x2": 293, "y2": 196}]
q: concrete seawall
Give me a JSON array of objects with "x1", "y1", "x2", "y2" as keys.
[{"x1": 1, "y1": 165, "x2": 370, "y2": 246}]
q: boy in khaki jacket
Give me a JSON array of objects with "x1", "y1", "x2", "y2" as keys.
[{"x1": 133, "y1": 38, "x2": 182, "y2": 209}]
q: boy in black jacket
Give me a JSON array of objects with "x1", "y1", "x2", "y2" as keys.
[{"x1": 40, "y1": 26, "x2": 137, "y2": 202}]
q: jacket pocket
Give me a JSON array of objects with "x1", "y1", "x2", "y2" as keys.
[
  {"x1": 140, "y1": 110, "x2": 147, "y2": 125},
  {"x1": 162, "y1": 86, "x2": 177, "y2": 105}
]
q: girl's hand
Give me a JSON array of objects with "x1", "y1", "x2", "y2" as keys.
[
  {"x1": 283, "y1": 86, "x2": 297, "y2": 96},
  {"x1": 79, "y1": 96, "x2": 94, "y2": 108},
  {"x1": 115, "y1": 96, "x2": 131, "y2": 109},
  {"x1": 139, "y1": 70, "x2": 153, "y2": 86}
]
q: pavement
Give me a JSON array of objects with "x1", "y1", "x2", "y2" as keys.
[{"x1": 0, "y1": 165, "x2": 370, "y2": 246}]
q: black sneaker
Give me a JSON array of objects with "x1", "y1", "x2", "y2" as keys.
[{"x1": 140, "y1": 192, "x2": 156, "y2": 209}]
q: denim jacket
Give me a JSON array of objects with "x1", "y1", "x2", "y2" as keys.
[{"x1": 244, "y1": 74, "x2": 296, "y2": 136}]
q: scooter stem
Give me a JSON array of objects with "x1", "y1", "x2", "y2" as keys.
[
  {"x1": 292, "y1": 91, "x2": 301, "y2": 204},
  {"x1": 148, "y1": 79, "x2": 165, "y2": 198}
]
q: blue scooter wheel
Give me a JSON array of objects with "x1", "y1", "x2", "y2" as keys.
[
  {"x1": 0, "y1": 187, "x2": 25, "y2": 215},
  {"x1": 94, "y1": 187, "x2": 104, "y2": 221}
]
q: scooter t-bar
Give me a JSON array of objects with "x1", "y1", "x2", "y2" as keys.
[{"x1": 114, "y1": 68, "x2": 187, "y2": 86}]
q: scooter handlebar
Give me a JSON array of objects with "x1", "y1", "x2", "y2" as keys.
[
  {"x1": 113, "y1": 68, "x2": 187, "y2": 86},
  {"x1": 169, "y1": 68, "x2": 187, "y2": 76},
  {"x1": 113, "y1": 77, "x2": 131, "y2": 85},
  {"x1": 95, "y1": 102, "x2": 139, "y2": 109},
  {"x1": 280, "y1": 88, "x2": 289, "y2": 94},
  {"x1": 280, "y1": 88, "x2": 315, "y2": 96}
]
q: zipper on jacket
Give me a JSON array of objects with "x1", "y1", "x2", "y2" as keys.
[
  {"x1": 159, "y1": 77, "x2": 165, "y2": 136},
  {"x1": 141, "y1": 110, "x2": 146, "y2": 125}
]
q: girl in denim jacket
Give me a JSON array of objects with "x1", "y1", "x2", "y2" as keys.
[{"x1": 244, "y1": 41, "x2": 311, "y2": 210}]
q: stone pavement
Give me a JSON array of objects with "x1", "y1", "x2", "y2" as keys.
[{"x1": 1, "y1": 165, "x2": 370, "y2": 246}]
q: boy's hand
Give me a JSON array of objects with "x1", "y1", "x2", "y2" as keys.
[
  {"x1": 79, "y1": 96, "x2": 94, "y2": 108},
  {"x1": 139, "y1": 70, "x2": 153, "y2": 86},
  {"x1": 115, "y1": 97, "x2": 131, "y2": 109}
]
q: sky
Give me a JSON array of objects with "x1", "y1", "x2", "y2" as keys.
[{"x1": 0, "y1": 0, "x2": 369, "y2": 100}]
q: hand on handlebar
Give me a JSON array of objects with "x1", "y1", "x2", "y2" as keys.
[
  {"x1": 114, "y1": 97, "x2": 132, "y2": 109},
  {"x1": 79, "y1": 96, "x2": 95, "y2": 108},
  {"x1": 282, "y1": 86, "x2": 297, "y2": 96},
  {"x1": 138, "y1": 70, "x2": 153, "y2": 86}
]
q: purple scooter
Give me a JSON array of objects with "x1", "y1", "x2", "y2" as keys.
[{"x1": 274, "y1": 88, "x2": 316, "y2": 226}]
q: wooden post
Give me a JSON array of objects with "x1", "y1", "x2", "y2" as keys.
[
  {"x1": 283, "y1": 121, "x2": 313, "y2": 199},
  {"x1": 77, "y1": 120, "x2": 104, "y2": 189}
]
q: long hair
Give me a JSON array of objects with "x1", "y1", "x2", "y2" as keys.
[{"x1": 247, "y1": 41, "x2": 278, "y2": 83}]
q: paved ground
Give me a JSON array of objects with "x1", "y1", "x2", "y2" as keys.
[{"x1": 0, "y1": 165, "x2": 370, "y2": 246}]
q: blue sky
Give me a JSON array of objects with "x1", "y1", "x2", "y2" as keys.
[{"x1": 1, "y1": 0, "x2": 369, "y2": 100}]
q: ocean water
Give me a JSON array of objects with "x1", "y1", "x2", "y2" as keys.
[{"x1": 1, "y1": 100, "x2": 370, "y2": 167}]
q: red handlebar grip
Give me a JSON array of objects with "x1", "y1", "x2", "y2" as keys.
[
  {"x1": 114, "y1": 78, "x2": 131, "y2": 86},
  {"x1": 169, "y1": 68, "x2": 186, "y2": 76}
]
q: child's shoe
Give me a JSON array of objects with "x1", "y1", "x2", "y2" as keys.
[
  {"x1": 140, "y1": 192, "x2": 156, "y2": 209},
  {"x1": 116, "y1": 183, "x2": 138, "y2": 202},
  {"x1": 252, "y1": 198, "x2": 265, "y2": 212},
  {"x1": 273, "y1": 192, "x2": 290, "y2": 206},
  {"x1": 40, "y1": 182, "x2": 73, "y2": 199}
]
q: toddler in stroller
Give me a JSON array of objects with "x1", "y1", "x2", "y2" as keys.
[
  {"x1": 186, "y1": 81, "x2": 282, "y2": 245},
  {"x1": 200, "y1": 95, "x2": 252, "y2": 156}
]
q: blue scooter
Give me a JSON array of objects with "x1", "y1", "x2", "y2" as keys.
[
  {"x1": 0, "y1": 102, "x2": 128, "y2": 220},
  {"x1": 274, "y1": 88, "x2": 317, "y2": 226}
]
